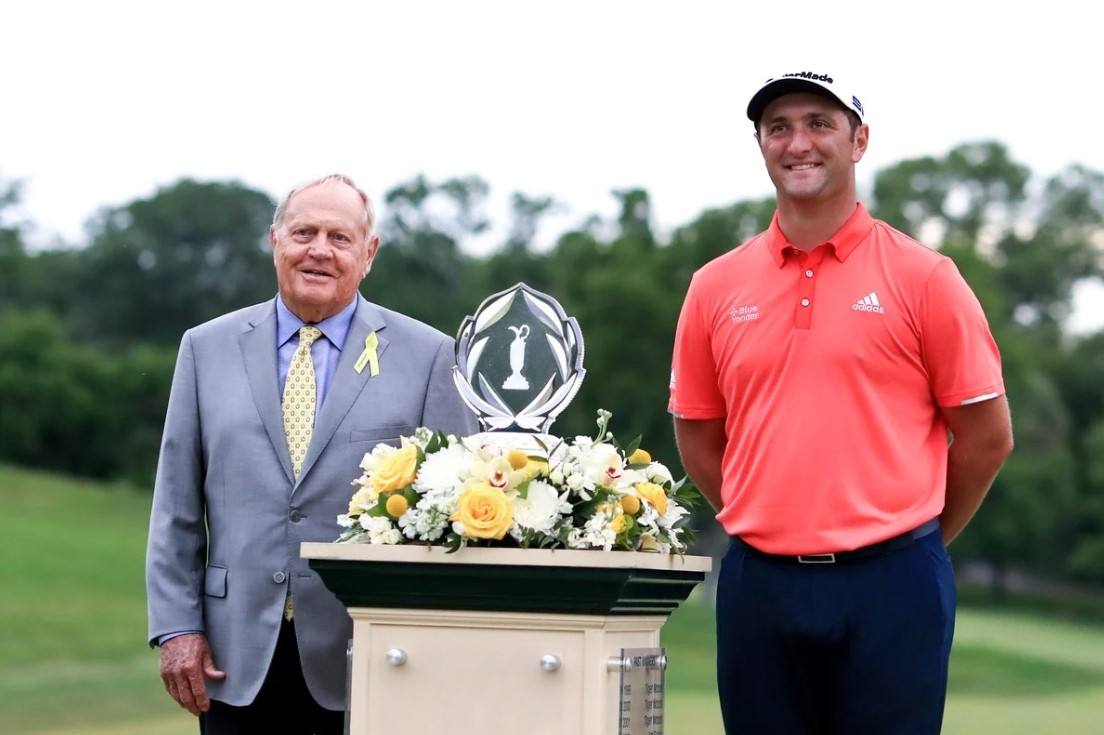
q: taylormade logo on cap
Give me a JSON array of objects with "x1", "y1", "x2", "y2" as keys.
[
  {"x1": 780, "y1": 71, "x2": 834, "y2": 83},
  {"x1": 746, "y1": 70, "x2": 865, "y2": 124}
]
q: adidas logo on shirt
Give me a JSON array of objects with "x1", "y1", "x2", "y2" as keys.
[{"x1": 852, "y1": 291, "x2": 885, "y2": 314}]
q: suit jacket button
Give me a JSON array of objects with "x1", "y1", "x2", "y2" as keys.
[
  {"x1": 289, "y1": 509, "x2": 303, "y2": 522},
  {"x1": 273, "y1": 572, "x2": 286, "y2": 584}
]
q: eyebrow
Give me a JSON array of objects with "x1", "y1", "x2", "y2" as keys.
[{"x1": 765, "y1": 108, "x2": 840, "y2": 126}]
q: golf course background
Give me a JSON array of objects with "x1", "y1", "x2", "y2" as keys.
[{"x1": 3, "y1": 464, "x2": 1103, "y2": 734}]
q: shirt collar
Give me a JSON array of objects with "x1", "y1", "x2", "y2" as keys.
[
  {"x1": 765, "y1": 203, "x2": 875, "y2": 267},
  {"x1": 275, "y1": 295, "x2": 359, "y2": 351}
]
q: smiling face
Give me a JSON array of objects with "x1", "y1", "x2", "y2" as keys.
[
  {"x1": 269, "y1": 181, "x2": 379, "y2": 323},
  {"x1": 756, "y1": 92, "x2": 868, "y2": 206}
]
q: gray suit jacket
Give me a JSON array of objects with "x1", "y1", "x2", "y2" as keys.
[{"x1": 145, "y1": 294, "x2": 478, "y2": 709}]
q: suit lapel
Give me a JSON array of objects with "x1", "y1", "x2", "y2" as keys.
[
  {"x1": 240, "y1": 304, "x2": 295, "y2": 485},
  {"x1": 295, "y1": 296, "x2": 391, "y2": 485}
]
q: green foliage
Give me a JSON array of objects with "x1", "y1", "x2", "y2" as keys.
[
  {"x1": 0, "y1": 308, "x2": 175, "y2": 485},
  {"x1": 871, "y1": 141, "x2": 1030, "y2": 244},
  {"x1": 73, "y1": 179, "x2": 278, "y2": 347},
  {"x1": 368, "y1": 175, "x2": 490, "y2": 334}
]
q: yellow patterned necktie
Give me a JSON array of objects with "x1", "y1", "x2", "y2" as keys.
[
  {"x1": 281, "y1": 326, "x2": 321, "y2": 622},
  {"x1": 282, "y1": 326, "x2": 322, "y2": 479}
]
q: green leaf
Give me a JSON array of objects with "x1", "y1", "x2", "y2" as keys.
[{"x1": 445, "y1": 533, "x2": 464, "y2": 554}]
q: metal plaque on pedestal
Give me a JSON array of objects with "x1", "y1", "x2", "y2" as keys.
[{"x1": 615, "y1": 647, "x2": 666, "y2": 735}]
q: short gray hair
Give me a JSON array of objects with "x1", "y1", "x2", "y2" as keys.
[{"x1": 272, "y1": 173, "x2": 376, "y2": 234}]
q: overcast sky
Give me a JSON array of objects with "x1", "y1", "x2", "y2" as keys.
[{"x1": 3, "y1": 0, "x2": 1102, "y2": 331}]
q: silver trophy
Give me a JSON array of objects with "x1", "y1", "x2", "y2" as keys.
[{"x1": 453, "y1": 283, "x2": 585, "y2": 453}]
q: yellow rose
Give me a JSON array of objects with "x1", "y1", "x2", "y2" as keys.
[
  {"x1": 627, "y1": 448, "x2": 652, "y2": 465},
  {"x1": 620, "y1": 494, "x2": 642, "y2": 515},
  {"x1": 371, "y1": 444, "x2": 419, "y2": 494},
  {"x1": 385, "y1": 493, "x2": 410, "y2": 518},
  {"x1": 451, "y1": 483, "x2": 515, "y2": 540},
  {"x1": 611, "y1": 513, "x2": 627, "y2": 533},
  {"x1": 635, "y1": 482, "x2": 668, "y2": 516},
  {"x1": 349, "y1": 485, "x2": 376, "y2": 514}
]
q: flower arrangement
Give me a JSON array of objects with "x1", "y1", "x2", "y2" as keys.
[{"x1": 336, "y1": 409, "x2": 698, "y2": 554}]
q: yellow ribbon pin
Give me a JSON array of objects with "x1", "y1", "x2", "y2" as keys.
[{"x1": 354, "y1": 331, "x2": 379, "y2": 376}]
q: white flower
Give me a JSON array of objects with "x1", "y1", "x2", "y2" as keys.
[
  {"x1": 513, "y1": 481, "x2": 567, "y2": 533},
  {"x1": 412, "y1": 426, "x2": 436, "y2": 448},
  {"x1": 582, "y1": 511, "x2": 617, "y2": 551},
  {"x1": 576, "y1": 443, "x2": 622, "y2": 488},
  {"x1": 414, "y1": 443, "x2": 474, "y2": 495},
  {"x1": 337, "y1": 410, "x2": 692, "y2": 555},
  {"x1": 359, "y1": 443, "x2": 396, "y2": 472},
  {"x1": 617, "y1": 468, "x2": 648, "y2": 488},
  {"x1": 566, "y1": 527, "x2": 589, "y2": 549},
  {"x1": 398, "y1": 506, "x2": 449, "y2": 542},
  {"x1": 645, "y1": 462, "x2": 674, "y2": 485},
  {"x1": 361, "y1": 515, "x2": 401, "y2": 544},
  {"x1": 659, "y1": 502, "x2": 690, "y2": 529}
]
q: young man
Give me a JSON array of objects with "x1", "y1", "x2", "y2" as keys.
[
  {"x1": 669, "y1": 71, "x2": 1014, "y2": 734},
  {"x1": 146, "y1": 174, "x2": 478, "y2": 734}
]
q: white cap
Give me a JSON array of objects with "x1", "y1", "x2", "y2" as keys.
[{"x1": 747, "y1": 71, "x2": 865, "y2": 124}]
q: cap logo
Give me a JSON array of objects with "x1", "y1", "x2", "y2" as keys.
[
  {"x1": 852, "y1": 96, "x2": 863, "y2": 115},
  {"x1": 780, "y1": 71, "x2": 834, "y2": 84}
]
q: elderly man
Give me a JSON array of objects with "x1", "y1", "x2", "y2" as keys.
[{"x1": 146, "y1": 174, "x2": 477, "y2": 734}]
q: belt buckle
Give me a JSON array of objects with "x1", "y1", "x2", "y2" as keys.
[{"x1": 797, "y1": 553, "x2": 836, "y2": 564}]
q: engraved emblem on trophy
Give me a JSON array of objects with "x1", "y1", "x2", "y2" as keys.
[
  {"x1": 453, "y1": 283, "x2": 585, "y2": 450},
  {"x1": 502, "y1": 325, "x2": 531, "y2": 390}
]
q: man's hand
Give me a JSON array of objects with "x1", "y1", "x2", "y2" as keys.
[{"x1": 159, "y1": 633, "x2": 226, "y2": 716}]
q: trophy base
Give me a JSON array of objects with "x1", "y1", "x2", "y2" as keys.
[{"x1": 502, "y1": 374, "x2": 530, "y2": 390}]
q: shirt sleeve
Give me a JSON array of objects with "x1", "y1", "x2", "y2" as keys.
[
  {"x1": 920, "y1": 258, "x2": 1006, "y2": 407},
  {"x1": 668, "y1": 273, "x2": 727, "y2": 419}
]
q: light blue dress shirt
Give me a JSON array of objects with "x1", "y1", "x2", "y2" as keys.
[{"x1": 275, "y1": 294, "x2": 358, "y2": 410}]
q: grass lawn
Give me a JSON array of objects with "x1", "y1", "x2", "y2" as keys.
[{"x1": 4, "y1": 463, "x2": 1104, "y2": 734}]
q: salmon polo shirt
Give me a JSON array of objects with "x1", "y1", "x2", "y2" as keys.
[{"x1": 669, "y1": 204, "x2": 1005, "y2": 555}]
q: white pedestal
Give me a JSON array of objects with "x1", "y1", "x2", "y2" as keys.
[{"x1": 302, "y1": 544, "x2": 711, "y2": 735}]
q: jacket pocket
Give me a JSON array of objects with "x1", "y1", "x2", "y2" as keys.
[
  {"x1": 204, "y1": 565, "x2": 228, "y2": 598},
  {"x1": 350, "y1": 426, "x2": 416, "y2": 446}
]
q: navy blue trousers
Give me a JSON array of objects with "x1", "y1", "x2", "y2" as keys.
[{"x1": 715, "y1": 530, "x2": 955, "y2": 735}]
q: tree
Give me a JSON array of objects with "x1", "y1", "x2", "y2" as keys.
[
  {"x1": 371, "y1": 175, "x2": 489, "y2": 333},
  {"x1": 994, "y1": 165, "x2": 1104, "y2": 328},
  {"x1": 72, "y1": 179, "x2": 277, "y2": 347},
  {"x1": 871, "y1": 141, "x2": 1030, "y2": 246},
  {"x1": 0, "y1": 174, "x2": 29, "y2": 310},
  {"x1": 468, "y1": 192, "x2": 560, "y2": 301}
]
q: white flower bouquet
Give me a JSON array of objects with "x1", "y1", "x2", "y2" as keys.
[{"x1": 337, "y1": 410, "x2": 699, "y2": 553}]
